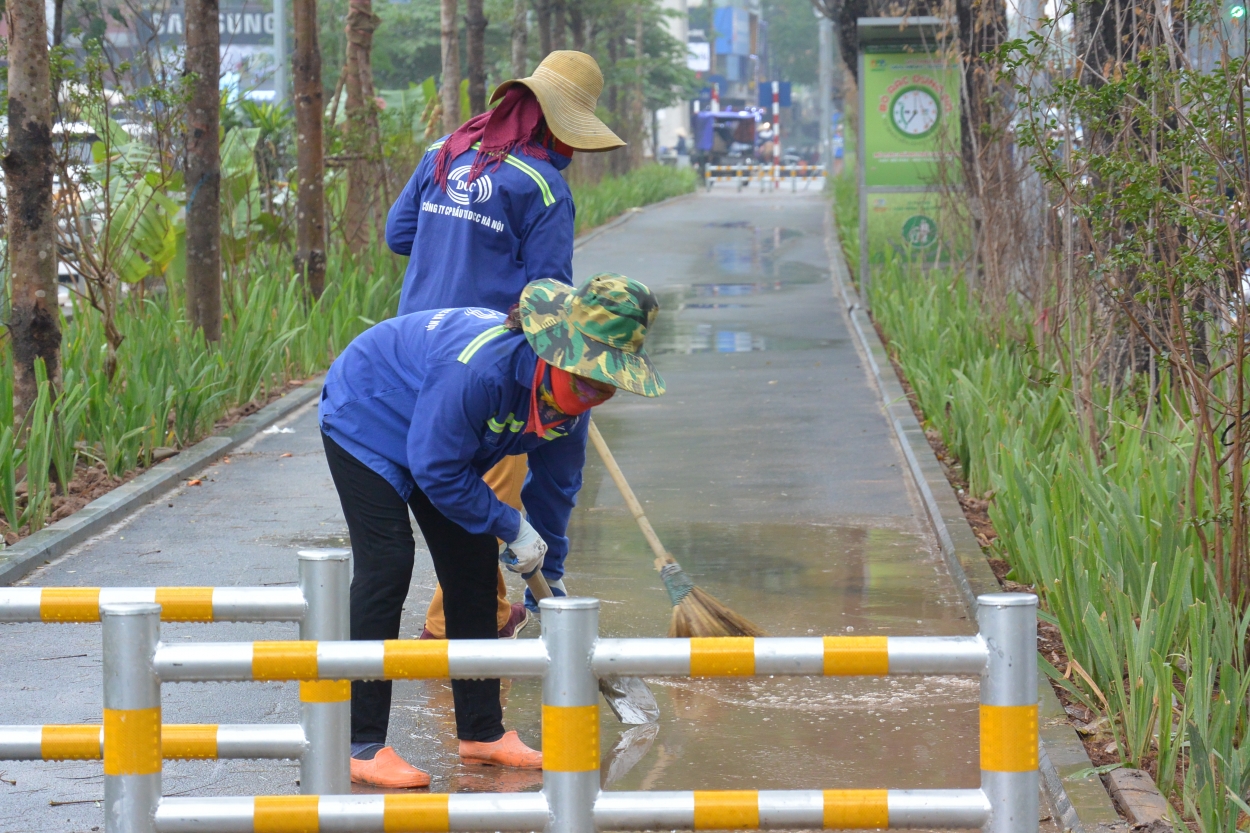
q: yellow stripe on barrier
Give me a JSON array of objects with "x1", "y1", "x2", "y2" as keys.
[
  {"x1": 693, "y1": 790, "x2": 759, "y2": 830},
  {"x1": 163, "y1": 724, "x2": 218, "y2": 759},
  {"x1": 300, "y1": 680, "x2": 350, "y2": 703},
  {"x1": 823, "y1": 636, "x2": 889, "y2": 676},
  {"x1": 980, "y1": 704, "x2": 1039, "y2": 772},
  {"x1": 383, "y1": 640, "x2": 450, "y2": 679},
  {"x1": 541, "y1": 704, "x2": 599, "y2": 772},
  {"x1": 41, "y1": 725, "x2": 101, "y2": 760},
  {"x1": 253, "y1": 641, "x2": 320, "y2": 681},
  {"x1": 823, "y1": 789, "x2": 889, "y2": 828},
  {"x1": 40, "y1": 587, "x2": 102, "y2": 622},
  {"x1": 690, "y1": 637, "x2": 755, "y2": 676},
  {"x1": 102, "y1": 707, "x2": 161, "y2": 776},
  {"x1": 154, "y1": 587, "x2": 215, "y2": 621},
  {"x1": 254, "y1": 795, "x2": 320, "y2": 833},
  {"x1": 384, "y1": 794, "x2": 451, "y2": 832}
]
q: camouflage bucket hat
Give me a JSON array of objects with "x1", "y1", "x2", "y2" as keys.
[{"x1": 519, "y1": 274, "x2": 665, "y2": 397}]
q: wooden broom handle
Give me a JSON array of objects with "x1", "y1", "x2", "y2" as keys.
[{"x1": 587, "y1": 419, "x2": 675, "y2": 571}]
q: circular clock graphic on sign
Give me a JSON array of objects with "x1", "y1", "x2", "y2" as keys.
[{"x1": 890, "y1": 86, "x2": 941, "y2": 139}]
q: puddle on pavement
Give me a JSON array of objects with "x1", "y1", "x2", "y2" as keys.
[
  {"x1": 328, "y1": 218, "x2": 981, "y2": 801},
  {"x1": 650, "y1": 273, "x2": 834, "y2": 355},
  {"x1": 380, "y1": 517, "x2": 981, "y2": 797},
  {"x1": 645, "y1": 225, "x2": 832, "y2": 354}
]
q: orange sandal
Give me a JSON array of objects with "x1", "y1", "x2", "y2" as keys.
[
  {"x1": 350, "y1": 746, "x2": 431, "y2": 788},
  {"x1": 459, "y1": 730, "x2": 542, "y2": 768}
]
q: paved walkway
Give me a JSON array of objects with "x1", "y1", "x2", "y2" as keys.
[{"x1": 0, "y1": 189, "x2": 979, "y2": 831}]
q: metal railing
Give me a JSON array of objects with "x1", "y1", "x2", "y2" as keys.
[
  {"x1": 703, "y1": 164, "x2": 826, "y2": 193},
  {"x1": 4, "y1": 553, "x2": 1039, "y2": 833},
  {"x1": 0, "y1": 549, "x2": 351, "y2": 794}
]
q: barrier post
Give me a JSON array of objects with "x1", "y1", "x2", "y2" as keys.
[
  {"x1": 977, "y1": 593, "x2": 1039, "y2": 833},
  {"x1": 102, "y1": 603, "x2": 161, "y2": 833},
  {"x1": 298, "y1": 548, "x2": 352, "y2": 795},
  {"x1": 541, "y1": 597, "x2": 601, "y2": 833}
]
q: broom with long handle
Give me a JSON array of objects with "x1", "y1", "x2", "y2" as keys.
[{"x1": 587, "y1": 419, "x2": 764, "y2": 638}]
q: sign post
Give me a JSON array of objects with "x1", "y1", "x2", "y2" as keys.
[
  {"x1": 772, "y1": 80, "x2": 780, "y2": 189},
  {"x1": 855, "y1": 17, "x2": 959, "y2": 304},
  {"x1": 272, "y1": 0, "x2": 286, "y2": 107}
]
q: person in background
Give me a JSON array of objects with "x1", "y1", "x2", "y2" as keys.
[
  {"x1": 320, "y1": 275, "x2": 666, "y2": 787},
  {"x1": 384, "y1": 52, "x2": 626, "y2": 647}
]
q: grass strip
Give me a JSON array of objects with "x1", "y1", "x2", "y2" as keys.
[{"x1": 860, "y1": 250, "x2": 1250, "y2": 831}]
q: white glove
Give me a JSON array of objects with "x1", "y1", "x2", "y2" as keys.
[{"x1": 503, "y1": 516, "x2": 547, "y2": 574}]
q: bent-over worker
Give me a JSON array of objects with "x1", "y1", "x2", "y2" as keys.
[
  {"x1": 385, "y1": 50, "x2": 626, "y2": 640},
  {"x1": 318, "y1": 275, "x2": 665, "y2": 788}
]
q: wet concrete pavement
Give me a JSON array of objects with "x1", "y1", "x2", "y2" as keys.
[{"x1": 0, "y1": 189, "x2": 989, "y2": 830}]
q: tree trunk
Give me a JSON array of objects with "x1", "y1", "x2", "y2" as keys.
[
  {"x1": 569, "y1": 2, "x2": 584, "y2": 51},
  {"x1": 441, "y1": 0, "x2": 462, "y2": 134},
  {"x1": 465, "y1": 0, "x2": 487, "y2": 116},
  {"x1": 510, "y1": 0, "x2": 527, "y2": 78},
  {"x1": 607, "y1": 30, "x2": 629, "y2": 176},
  {"x1": 632, "y1": 5, "x2": 644, "y2": 168},
  {"x1": 551, "y1": 0, "x2": 566, "y2": 50},
  {"x1": 52, "y1": 0, "x2": 64, "y2": 45},
  {"x1": 956, "y1": 0, "x2": 1007, "y2": 173},
  {"x1": 343, "y1": 0, "x2": 381, "y2": 253},
  {"x1": 3, "y1": 0, "x2": 61, "y2": 426},
  {"x1": 535, "y1": 0, "x2": 552, "y2": 57},
  {"x1": 293, "y1": 0, "x2": 326, "y2": 297},
  {"x1": 184, "y1": 0, "x2": 222, "y2": 340}
]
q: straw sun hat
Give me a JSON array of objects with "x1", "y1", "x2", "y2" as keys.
[{"x1": 491, "y1": 51, "x2": 626, "y2": 152}]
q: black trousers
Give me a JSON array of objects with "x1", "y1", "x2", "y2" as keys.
[{"x1": 322, "y1": 431, "x2": 504, "y2": 743}]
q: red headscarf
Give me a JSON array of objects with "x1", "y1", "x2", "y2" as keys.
[{"x1": 433, "y1": 86, "x2": 551, "y2": 190}]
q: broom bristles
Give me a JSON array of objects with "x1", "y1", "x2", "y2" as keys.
[{"x1": 668, "y1": 585, "x2": 766, "y2": 638}]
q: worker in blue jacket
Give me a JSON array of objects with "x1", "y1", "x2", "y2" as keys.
[
  {"x1": 385, "y1": 50, "x2": 623, "y2": 319},
  {"x1": 320, "y1": 275, "x2": 664, "y2": 788},
  {"x1": 384, "y1": 51, "x2": 626, "y2": 645}
]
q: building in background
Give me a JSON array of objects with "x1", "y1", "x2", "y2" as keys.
[
  {"x1": 711, "y1": 0, "x2": 762, "y2": 110},
  {"x1": 46, "y1": 0, "x2": 280, "y2": 99}
]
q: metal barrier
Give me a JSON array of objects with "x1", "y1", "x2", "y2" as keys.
[
  {"x1": 83, "y1": 590, "x2": 1037, "y2": 833},
  {"x1": 0, "y1": 549, "x2": 351, "y2": 795},
  {"x1": 703, "y1": 164, "x2": 826, "y2": 193}
]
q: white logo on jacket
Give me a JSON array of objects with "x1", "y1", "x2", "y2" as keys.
[{"x1": 446, "y1": 165, "x2": 494, "y2": 206}]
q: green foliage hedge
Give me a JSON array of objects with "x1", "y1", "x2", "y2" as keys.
[{"x1": 867, "y1": 259, "x2": 1250, "y2": 832}]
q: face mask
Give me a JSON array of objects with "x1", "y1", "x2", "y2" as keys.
[
  {"x1": 526, "y1": 360, "x2": 570, "y2": 437},
  {"x1": 551, "y1": 366, "x2": 615, "y2": 415}
]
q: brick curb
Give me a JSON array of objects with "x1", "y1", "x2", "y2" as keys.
[
  {"x1": 822, "y1": 209, "x2": 1123, "y2": 833},
  {"x1": 0, "y1": 378, "x2": 324, "y2": 586}
]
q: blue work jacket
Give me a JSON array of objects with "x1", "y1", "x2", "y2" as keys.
[
  {"x1": 387, "y1": 138, "x2": 576, "y2": 316},
  {"x1": 318, "y1": 308, "x2": 587, "y2": 575}
]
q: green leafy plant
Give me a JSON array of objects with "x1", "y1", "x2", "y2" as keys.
[{"x1": 866, "y1": 261, "x2": 1250, "y2": 830}]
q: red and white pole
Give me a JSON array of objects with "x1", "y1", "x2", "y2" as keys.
[
  {"x1": 772, "y1": 81, "x2": 780, "y2": 189},
  {"x1": 711, "y1": 83, "x2": 720, "y2": 112}
]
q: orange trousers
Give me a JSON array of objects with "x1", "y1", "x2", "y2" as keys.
[{"x1": 421, "y1": 454, "x2": 527, "y2": 638}]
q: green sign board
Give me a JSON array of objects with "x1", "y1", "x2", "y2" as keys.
[
  {"x1": 861, "y1": 49, "x2": 961, "y2": 187},
  {"x1": 855, "y1": 18, "x2": 962, "y2": 294},
  {"x1": 864, "y1": 191, "x2": 966, "y2": 267}
]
